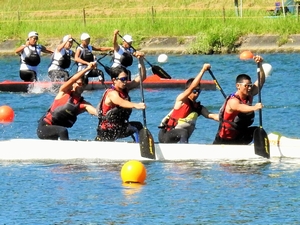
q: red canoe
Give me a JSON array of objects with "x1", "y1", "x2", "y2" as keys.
[{"x1": 0, "y1": 75, "x2": 216, "y2": 93}]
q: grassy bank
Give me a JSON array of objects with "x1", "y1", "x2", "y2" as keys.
[{"x1": 1, "y1": 0, "x2": 299, "y2": 53}]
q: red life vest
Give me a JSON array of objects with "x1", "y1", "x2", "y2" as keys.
[
  {"x1": 165, "y1": 99, "x2": 201, "y2": 131},
  {"x1": 218, "y1": 94, "x2": 254, "y2": 140},
  {"x1": 43, "y1": 91, "x2": 85, "y2": 128}
]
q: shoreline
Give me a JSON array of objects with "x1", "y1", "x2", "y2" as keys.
[{"x1": 1, "y1": 35, "x2": 300, "y2": 56}]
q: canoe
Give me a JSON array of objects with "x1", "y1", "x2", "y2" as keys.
[
  {"x1": 0, "y1": 133, "x2": 298, "y2": 162},
  {"x1": 0, "y1": 75, "x2": 216, "y2": 93}
]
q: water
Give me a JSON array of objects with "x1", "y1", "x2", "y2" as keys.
[{"x1": 0, "y1": 53, "x2": 300, "y2": 224}]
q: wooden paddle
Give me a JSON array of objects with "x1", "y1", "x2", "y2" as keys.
[
  {"x1": 138, "y1": 64, "x2": 156, "y2": 159},
  {"x1": 208, "y1": 69, "x2": 227, "y2": 98},
  {"x1": 118, "y1": 33, "x2": 172, "y2": 79},
  {"x1": 253, "y1": 63, "x2": 270, "y2": 159}
]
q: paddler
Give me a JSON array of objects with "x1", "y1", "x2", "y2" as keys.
[
  {"x1": 15, "y1": 31, "x2": 53, "y2": 82},
  {"x1": 213, "y1": 55, "x2": 265, "y2": 145},
  {"x1": 158, "y1": 63, "x2": 219, "y2": 143},
  {"x1": 36, "y1": 62, "x2": 97, "y2": 140},
  {"x1": 95, "y1": 55, "x2": 146, "y2": 142},
  {"x1": 110, "y1": 29, "x2": 145, "y2": 81}
]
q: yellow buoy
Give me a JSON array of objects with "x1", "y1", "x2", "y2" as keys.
[
  {"x1": 121, "y1": 160, "x2": 147, "y2": 184},
  {"x1": 0, "y1": 105, "x2": 15, "y2": 123}
]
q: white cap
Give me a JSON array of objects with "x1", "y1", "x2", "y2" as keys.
[
  {"x1": 63, "y1": 35, "x2": 73, "y2": 42},
  {"x1": 123, "y1": 34, "x2": 133, "y2": 43},
  {"x1": 28, "y1": 31, "x2": 38, "y2": 38},
  {"x1": 81, "y1": 33, "x2": 90, "y2": 40}
]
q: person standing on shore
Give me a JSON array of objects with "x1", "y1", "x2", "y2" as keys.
[
  {"x1": 213, "y1": 55, "x2": 265, "y2": 145},
  {"x1": 110, "y1": 29, "x2": 144, "y2": 81},
  {"x1": 15, "y1": 31, "x2": 53, "y2": 82},
  {"x1": 74, "y1": 33, "x2": 113, "y2": 81},
  {"x1": 158, "y1": 63, "x2": 219, "y2": 143},
  {"x1": 95, "y1": 56, "x2": 146, "y2": 142},
  {"x1": 48, "y1": 34, "x2": 75, "y2": 81},
  {"x1": 37, "y1": 62, "x2": 98, "y2": 140}
]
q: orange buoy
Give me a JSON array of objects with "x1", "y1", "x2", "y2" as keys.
[
  {"x1": 239, "y1": 50, "x2": 254, "y2": 60},
  {"x1": 0, "y1": 105, "x2": 15, "y2": 123},
  {"x1": 121, "y1": 160, "x2": 147, "y2": 184}
]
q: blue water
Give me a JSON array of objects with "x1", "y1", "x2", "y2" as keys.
[{"x1": 0, "y1": 53, "x2": 300, "y2": 224}]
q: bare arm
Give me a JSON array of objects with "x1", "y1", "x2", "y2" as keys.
[
  {"x1": 41, "y1": 45, "x2": 54, "y2": 54},
  {"x1": 56, "y1": 34, "x2": 72, "y2": 52},
  {"x1": 74, "y1": 47, "x2": 89, "y2": 65},
  {"x1": 113, "y1": 29, "x2": 120, "y2": 52},
  {"x1": 92, "y1": 46, "x2": 114, "y2": 52},
  {"x1": 58, "y1": 62, "x2": 96, "y2": 93},
  {"x1": 84, "y1": 102, "x2": 97, "y2": 116},
  {"x1": 227, "y1": 98, "x2": 262, "y2": 114},
  {"x1": 200, "y1": 106, "x2": 219, "y2": 121},
  {"x1": 107, "y1": 90, "x2": 145, "y2": 110},
  {"x1": 127, "y1": 56, "x2": 147, "y2": 90},
  {"x1": 174, "y1": 63, "x2": 210, "y2": 109},
  {"x1": 251, "y1": 55, "x2": 265, "y2": 96},
  {"x1": 15, "y1": 41, "x2": 30, "y2": 54}
]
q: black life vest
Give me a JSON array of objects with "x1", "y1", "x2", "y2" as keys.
[
  {"x1": 79, "y1": 46, "x2": 94, "y2": 63},
  {"x1": 45, "y1": 95, "x2": 83, "y2": 128},
  {"x1": 57, "y1": 50, "x2": 72, "y2": 69},
  {"x1": 24, "y1": 46, "x2": 41, "y2": 66},
  {"x1": 113, "y1": 46, "x2": 133, "y2": 67},
  {"x1": 119, "y1": 51, "x2": 133, "y2": 67},
  {"x1": 97, "y1": 88, "x2": 132, "y2": 130}
]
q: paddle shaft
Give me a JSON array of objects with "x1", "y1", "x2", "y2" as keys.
[
  {"x1": 257, "y1": 63, "x2": 263, "y2": 126},
  {"x1": 138, "y1": 63, "x2": 156, "y2": 159},
  {"x1": 139, "y1": 65, "x2": 147, "y2": 126},
  {"x1": 208, "y1": 69, "x2": 226, "y2": 99},
  {"x1": 72, "y1": 38, "x2": 81, "y2": 47}
]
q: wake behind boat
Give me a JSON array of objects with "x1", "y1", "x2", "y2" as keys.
[
  {"x1": 0, "y1": 133, "x2": 298, "y2": 162},
  {"x1": 0, "y1": 75, "x2": 216, "y2": 93}
]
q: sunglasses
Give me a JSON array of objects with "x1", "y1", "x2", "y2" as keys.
[
  {"x1": 76, "y1": 82, "x2": 84, "y2": 86},
  {"x1": 238, "y1": 83, "x2": 253, "y2": 88},
  {"x1": 193, "y1": 89, "x2": 201, "y2": 94},
  {"x1": 116, "y1": 77, "x2": 128, "y2": 82}
]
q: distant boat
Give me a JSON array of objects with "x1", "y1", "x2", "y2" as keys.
[
  {"x1": 0, "y1": 75, "x2": 216, "y2": 93},
  {"x1": 0, "y1": 133, "x2": 298, "y2": 162}
]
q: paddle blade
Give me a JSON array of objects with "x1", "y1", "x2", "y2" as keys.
[
  {"x1": 254, "y1": 127, "x2": 270, "y2": 159},
  {"x1": 139, "y1": 127, "x2": 156, "y2": 159},
  {"x1": 151, "y1": 65, "x2": 171, "y2": 79}
]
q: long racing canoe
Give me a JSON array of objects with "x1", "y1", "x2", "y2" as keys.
[
  {"x1": 0, "y1": 75, "x2": 216, "y2": 93},
  {"x1": 0, "y1": 133, "x2": 298, "y2": 162}
]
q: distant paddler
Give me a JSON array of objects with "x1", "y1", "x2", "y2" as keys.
[
  {"x1": 15, "y1": 31, "x2": 53, "y2": 82},
  {"x1": 48, "y1": 34, "x2": 75, "y2": 81},
  {"x1": 111, "y1": 29, "x2": 145, "y2": 81}
]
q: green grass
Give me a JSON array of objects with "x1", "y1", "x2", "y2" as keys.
[{"x1": 1, "y1": 0, "x2": 299, "y2": 53}]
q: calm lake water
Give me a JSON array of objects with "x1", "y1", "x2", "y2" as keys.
[{"x1": 0, "y1": 53, "x2": 300, "y2": 224}]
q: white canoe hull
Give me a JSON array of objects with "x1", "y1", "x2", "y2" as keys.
[{"x1": 0, "y1": 133, "x2": 299, "y2": 162}]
